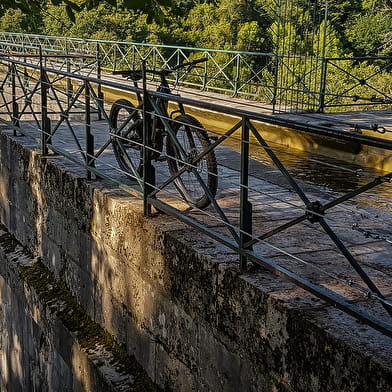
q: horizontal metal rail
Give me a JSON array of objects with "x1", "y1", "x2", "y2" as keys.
[
  {"x1": 7, "y1": 56, "x2": 392, "y2": 151},
  {"x1": 0, "y1": 57, "x2": 391, "y2": 338}
]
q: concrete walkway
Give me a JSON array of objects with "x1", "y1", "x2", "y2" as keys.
[
  {"x1": 101, "y1": 72, "x2": 392, "y2": 173},
  {"x1": 106, "y1": 72, "x2": 392, "y2": 131}
]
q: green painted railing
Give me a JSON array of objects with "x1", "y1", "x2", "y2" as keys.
[{"x1": 0, "y1": 32, "x2": 391, "y2": 113}]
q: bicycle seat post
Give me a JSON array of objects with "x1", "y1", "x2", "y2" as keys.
[{"x1": 158, "y1": 72, "x2": 171, "y2": 95}]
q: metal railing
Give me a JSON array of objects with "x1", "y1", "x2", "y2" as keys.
[
  {"x1": 319, "y1": 56, "x2": 392, "y2": 110},
  {"x1": 0, "y1": 55, "x2": 391, "y2": 338},
  {"x1": 0, "y1": 32, "x2": 391, "y2": 113}
]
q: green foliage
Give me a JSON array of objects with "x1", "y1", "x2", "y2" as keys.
[
  {"x1": 236, "y1": 21, "x2": 267, "y2": 52},
  {"x1": 345, "y1": 11, "x2": 392, "y2": 56},
  {"x1": 0, "y1": 0, "x2": 390, "y2": 112},
  {"x1": 327, "y1": 0, "x2": 363, "y2": 29},
  {"x1": 0, "y1": 0, "x2": 173, "y2": 22},
  {"x1": 42, "y1": 3, "x2": 160, "y2": 43},
  {"x1": 183, "y1": 0, "x2": 272, "y2": 52},
  {"x1": 2, "y1": 0, "x2": 390, "y2": 60},
  {"x1": 314, "y1": 22, "x2": 345, "y2": 57},
  {"x1": 0, "y1": 8, "x2": 43, "y2": 33}
]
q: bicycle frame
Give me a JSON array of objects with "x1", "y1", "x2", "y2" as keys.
[
  {"x1": 109, "y1": 57, "x2": 218, "y2": 210},
  {"x1": 130, "y1": 72, "x2": 187, "y2": 159}
]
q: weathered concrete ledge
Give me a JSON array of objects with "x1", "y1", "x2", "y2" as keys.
[
  {"x1": 0, "y1": 226, "x2": 158, "y2": 391},
  {"x1": 0, "y1": 129, "x2": 391, "y2": 391}
]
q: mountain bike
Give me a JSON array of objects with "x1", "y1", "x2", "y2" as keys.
[{"x1": 109, "y1": 58, "x2": 218, "y2": 209}]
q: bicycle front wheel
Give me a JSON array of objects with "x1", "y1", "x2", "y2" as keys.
[
  {"x1": 166, "y1": 115, "x2": 217, "y2": 209},
  {"x1": 110, "y1": 99, "x2": 143, "y2": 176}
]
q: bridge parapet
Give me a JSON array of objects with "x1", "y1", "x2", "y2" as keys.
[
  {"x1": 0, "y1": 120, "x2": 391, "y2": 391},
  {"x1": 0, "y1": 52, "x2": 391, "y2": 334},
  {"x1": 0, "y1": 54, "x2": 391, "y2": 389}
]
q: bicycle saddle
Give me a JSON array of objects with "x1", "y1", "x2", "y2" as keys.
[{"x1": 112, "y1": 70, "x2": 143, "y2": 81}]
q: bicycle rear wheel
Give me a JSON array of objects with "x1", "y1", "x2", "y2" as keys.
[
  {"x1": 166, "y1": 115, "x2": 217, "y2": 209},
  {"x1": 110, "y1": 99, "x2": 143, "y2": 176}
]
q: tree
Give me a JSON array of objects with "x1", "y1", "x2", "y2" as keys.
[
  {"x1": 345, "y1": 11, "x2": 392, "y2": 56},
  {"x1": 0, "y1": 0, "x2": 172, "y2": 22},
  {"x1": 0, "y1": 8, "x2": 43, "y2": 33},
  {"x1": 42, "y1": 3, "x2": 153, "y2": 42}
]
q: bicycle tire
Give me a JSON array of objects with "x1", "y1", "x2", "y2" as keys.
[
  {"x1": 166, "y1": 114, "x2": 218, "y2": 209},
  {"x1": 109, "y1": 99, "x2": 143, "y2": 176}
]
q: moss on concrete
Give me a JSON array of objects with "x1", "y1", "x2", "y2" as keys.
[{"x1": 18, "y1": 260, "x2": 159, "y2": 392}]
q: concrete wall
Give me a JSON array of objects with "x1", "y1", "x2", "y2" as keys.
[
  {"x1": 0, "y1": 228, "x2": 150, "y2": 391},
  {"x1": 0, "y1": 130, "x2": 391, "y2": 392}
]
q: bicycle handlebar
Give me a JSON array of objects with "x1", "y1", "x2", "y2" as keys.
[
  {"x1": 112, "y1": 57, "x2": 207, "y2": 81},
  {"x1": 171, "y1": 57, "x2": 208, "y2": 71}
]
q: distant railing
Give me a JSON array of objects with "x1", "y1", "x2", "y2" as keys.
[
  {"x1": 319, "y1": 56, "x2": 392, "y2": 111},
  {"x1": 0, "y1": 32, "x2": 391, "y2": 113},
  {"x1": 0, "y1": 55, "x2": 391, "y2": 337}
]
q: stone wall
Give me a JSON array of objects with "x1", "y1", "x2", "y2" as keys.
[{"x1": 0, "y1": 130, "x2": 391, "y2": 391}]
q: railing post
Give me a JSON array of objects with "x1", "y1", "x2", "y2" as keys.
[
  {"x1": 318, "y1": 1, "x2": 329, "y2": 113},
  {"x1": 152, "y1": 48, "x2": 157, "y2": 73},
  {"x1": 175, "y1": 50, "x2": 180, "y2": 86},
  {"x1": 142, "y1": 62, "x2": 155, "y2": 216},
  {"x1": 113, "y1": 44, "x2": 117, "y2": 72},
  {"x1": 22, "y1": 41, "x2": 28, "y2": 88},
  {"x1": 65, "y1": 40, "x2": 73, "y2": 108},
  {"x1": 132, "y1": 45, "x2": 136, "y2": 70},
  {"x1": 151, "y1": 49, "x2": 157, "y2": 82},
  {"x1": 271, "y1": 53, "x2": 280, "y2": 113},
  {"x1": 11, "y1": 64, "x2": 19, "y2": 136},
  {"x1": 233, "y1": 54, "x2": 241, "y2": 96},
  {"x1": 318, "y1": 57, "x2": 328, "y2": 113},
  {"x1": 96, "y1": 42, "x2": 103, "y2": 120},
  {"x1": 85, "y1": 80, "x2": 94, "y2": 179},
  {"x1": 239, "y1": 117, "x2": 253, "y2": 271},
  {"x1": 40, "y1": 47, "x2": 51, "y2": 155},
  {"x1": 271, "y1": 0, "x2": 282, "y2": 113},
  {"x1": 202, "y1": 57, "x2": 208, "y2": 91}
]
